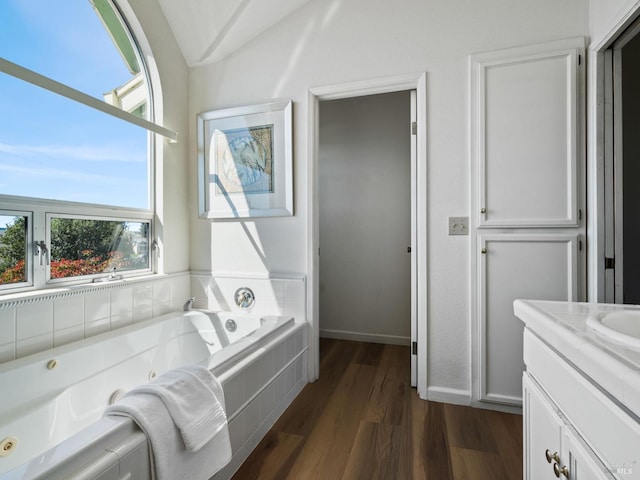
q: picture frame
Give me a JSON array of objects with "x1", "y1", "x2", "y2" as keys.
[{"x1": 197, "y1": 100, "x2": 293, "y2": 219}]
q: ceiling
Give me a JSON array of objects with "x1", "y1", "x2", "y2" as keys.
[{"x1": 157, "y1": 0, "x2": 313, "y2": 66}]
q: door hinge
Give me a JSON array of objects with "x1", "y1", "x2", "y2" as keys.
[
  {"x1": 579, "y1": 240, "x2": 583, "y2": 251},
  {"x1": 412, "y1": 341, "x2": 417, "y2": 355},
  {"x1": 605, "y1": 257, "x2": 615, "y2": 269},
  {"x1": 578, "y1": 209, "x2": 582, "y2": 221},
  {"x1": 578, "y1": 54, "x2": 582, "y2": 66},
  {"x1": 411, "y1": 121, "x2": 417, "y2": 135}
]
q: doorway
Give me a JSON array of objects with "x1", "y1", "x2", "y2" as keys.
[
  {"x1": 317, "y1": 91, "x2": 412, "y2": 369},
  {"x1": 604, "y1": 18, "x2": 640, "y2": 303},
  {"x1": 307, "y1": 73, "x2": 428, "y2": 398}
]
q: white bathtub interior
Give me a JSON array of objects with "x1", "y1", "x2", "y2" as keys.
[{"x1": 0, "y1": 308, "x2": 307, "y2": 480}]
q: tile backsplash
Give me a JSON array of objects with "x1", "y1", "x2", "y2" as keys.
[
  {"x1": 190, "y1": 273, "x2": 306, "y2": 323},
  {"x1": 0, "y1": 272, "x2": 307, "y2": 366},
  {"x1": 0, "y1": 273, "x2": 190, "y2": 364}
]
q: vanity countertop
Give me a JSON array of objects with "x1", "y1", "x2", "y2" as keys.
[{"x1": 514, "y1": 299, "x2": 640, "y2": 419}]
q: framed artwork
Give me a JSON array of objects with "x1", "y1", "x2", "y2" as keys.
[{"x1": 197, "y1": 100, "x2": 293, "y2": 219}]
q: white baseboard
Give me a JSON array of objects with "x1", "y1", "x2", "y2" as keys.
[
  {"x1": 426, "y1": 386, "x2": 471, "y2": 406},
  {"x1": 470, "y1": 399, "x2": 523, "y2": 415},
  {"x1": 319, "y1": 328, "x2": 410, "y2": 346}
]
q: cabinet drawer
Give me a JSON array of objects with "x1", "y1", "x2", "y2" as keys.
[{"x1": 524, "y1": 329, "x2": 640, "y2": 478}]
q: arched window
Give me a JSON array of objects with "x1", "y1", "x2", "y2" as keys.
[{"x1": 0, "y1": 0, "x2": 169, "y2": 291}]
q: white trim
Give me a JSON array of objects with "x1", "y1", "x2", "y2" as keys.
[
  {"x1": 589, "y1": 2, "x2": 640, "y2": 302},
  {"x1": 307, "y1": 72, "x2": 428, "y2": 399},
  {"x1": 319, "y1": 329, "x2": 410, "y2": 346},
  {"x1": 426, "y1": 386, "x2": 471, "y2": 406}
]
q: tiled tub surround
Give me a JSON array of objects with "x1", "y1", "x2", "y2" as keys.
[
  {"x1": 190, "y1": 273, "x2": 306, "y2": 324},
  {"x1": 0, "y1": 309, "x2": 308, "y2": 480},
  {"x1": 0, "y1": 273, "x2": 191, "y2": 364}
]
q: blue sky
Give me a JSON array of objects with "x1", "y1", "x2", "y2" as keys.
[{"x1": 0, "y1": 0, "x2": 149, "y2": 215}]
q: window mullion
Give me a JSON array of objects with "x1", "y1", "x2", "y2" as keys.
[{"x1": 32, "y1": 210, "x2": 47, "y2": 289}]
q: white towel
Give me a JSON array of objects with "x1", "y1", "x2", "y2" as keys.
[{"x1": 105, "y1": 365, "x2": 232, "y2": 480}]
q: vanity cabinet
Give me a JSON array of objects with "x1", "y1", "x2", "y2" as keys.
[
  {"x1": 517, "y1": 301, "x2": 640, "y2": 480},
  {"x1": 524, "y1": 374, "x2": 614, "y2": 480}
]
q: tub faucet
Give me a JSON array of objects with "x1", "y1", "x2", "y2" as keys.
[{"x1": 183, "y1": 297, "x2": 195, "y2": 311}]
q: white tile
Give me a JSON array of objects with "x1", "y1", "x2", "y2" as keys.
[
  {"x1": 285, "y1": 364, "x2": 296, "y2": 394},
  {"x1": 133, "y1": 306, "x2": 152, "y2": 323},
  {"x1": 170, "y1": 276, "x2": 191, "y2": 311},
  {"x1": 152, "y1": 279, "x2": 171, "y2": 303},
  {"x1": 152, "y1": 302, "x2": 170, "y2": 317},
  {"x1": 224, "y1": 375, "x2": 245, "y2": 414},
  {"x1": 0, "y1": 307, "x2": 16, "y2": 345},
  {"x1": 0, "y1": 342, "x2": 15, "y2": 364},
  {"x1": 244, "y1": 361, "x2": 262, "y2": 400},
  {"x1": 84, "y1": 290, "x2": 110, "y2": 323},
  {"x1": 133, "y1": 283, "x2": 153, "y2": 315},
  {"x1": 110, "y1": 287, "x2": 133, "y2": 317},
  {"x1": 111, "y1": 312, "x2": 133, "y2": 330},
  {"x1": 274, "y1": 374, "x2": 286, "y2": 401},
  {"x1": 208, "y1": 277, "x2": 231, "y2": 311},
  {"x1": 16, "y1": 333, "x2": 52, "y2": 358},
  {"x1": 53, "y1": 296, "x2": 84, "y2": 330},
  {"x1": 284, "y1": 301, "x2": 306, "y2": 322},
  {"x1": 259, "y1": 382, "x2": 276, "y2": 423},
  {"x1": 274, "y1": 342, "x2": 286, "y2": 371},
  {"x1": 16, "y1": 302, "x2": 53, "y2": 340},
  {"x1": 286, "y1": 336, "x2": 296, "y2": 362},
  {"x1": 85, "y1": 317, "x2": 110, "y2": 338},
  {"x1": 53, "y1": 325, "x2": 84, "y2": 347},
  {"x1": 243, "y1": 399, "x2": 260, "y2": 439},
  {"x1": 284, "y1": 279, "x2": 306, "y2": 306},
  {"x1": 228, "y1": 416, "x2": 243, "y2": 453},
  {"x1": 189, "y1": 277, "x2": 208, "y2": 309}
]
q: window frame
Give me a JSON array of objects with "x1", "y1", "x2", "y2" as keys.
[
  {"x1": 0, "y1": 0, "x2": 160, "y2": 295},
  {"x1": 0, "y1": 209, "x2": 33, "y2": 291}
]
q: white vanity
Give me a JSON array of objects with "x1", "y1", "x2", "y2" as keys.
[{"x1": 514, "y1": 300, "x2": 640, "y2": 479}]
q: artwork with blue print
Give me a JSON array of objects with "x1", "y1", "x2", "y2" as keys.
[{"x1": 213, "y1": 125, "x2": 274, "y2": 195}]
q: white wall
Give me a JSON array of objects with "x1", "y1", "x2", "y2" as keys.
[
  {"x1": 128, "y1": 0, "x2": 190, "y2": 275},
  {"x1": 590, "y1": 0, "x2": 640, "y2": 46},
  {"x1": 318, "y1": 92, "x2": 411, "y2": 343},
  {"x1": 189, "y1": 0, "x2": 589, "y2": 396}
]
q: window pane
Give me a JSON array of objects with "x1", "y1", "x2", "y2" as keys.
[
  {"x1": 50, "y1": 218, "x2": 149, "y2": 280},
  {"x1": 0, "y1": 73, "x2": 149, "y2": 209},
  {"x1": 0, "y1": 214, "x2": 27, "y2": 285},
  {"x1": 0, "y1": 0, "x2": 148, "y2": 119}
]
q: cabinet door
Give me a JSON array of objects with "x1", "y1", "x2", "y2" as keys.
[
  {"x1": 523, "y1": 374, "x2": 563, "y2": 480},
  {"x1": 562, "y1": 428, "x2": 616, "y2": 480},
  {"x1": 479, "y1": 235, "x2": 578, "y2": 404},
  {"x1": 471, "y1": 37, "x2": 583, "y2": 228}
]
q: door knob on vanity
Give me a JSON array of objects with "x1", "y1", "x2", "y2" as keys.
[
  {"x1": 553, "y1": 462, "x2": 570, "y2": 478},
  {"x1": 545, "y1": 449, "x2": 560, "y2": 464}
]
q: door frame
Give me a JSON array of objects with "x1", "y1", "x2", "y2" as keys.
[
  {"x1": 306, "y1": 72, "x2": 428, "y2": 398},
  {"x1": 589, "y1": 4, "x2": 640, "y2": 302}
]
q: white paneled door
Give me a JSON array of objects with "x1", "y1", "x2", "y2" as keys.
[{"x1": 470, "y1": 37, "x2": 586, "y2": 407}]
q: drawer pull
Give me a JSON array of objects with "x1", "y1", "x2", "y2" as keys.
[
  {"x1": 545, "y1": 449, "x2": 560, "y2": 464},
  {"x1": 553, "y1": 463, "x2": 569, "y2": 478}
]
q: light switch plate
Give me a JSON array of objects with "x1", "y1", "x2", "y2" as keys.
[{"x1": 448, "y1": 217, "x2": 469, "y2": 235}]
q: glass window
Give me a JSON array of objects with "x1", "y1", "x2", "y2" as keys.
[
  {"x1": 0, "y1": 1, "x2": 157, "y2": 293},
  {"x1": 0, "y1": 0, "x2": 148, "y2": 119},
  {"x1": 49, "y1": 217, "x2": 150, "y2": 281},
  {"x1": 0, "y1": 213, "x2": 29, "y2": 287}
]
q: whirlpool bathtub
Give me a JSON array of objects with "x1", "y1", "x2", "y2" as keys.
[{"x1": 0, "y1": 309, "x2": 307, "y2": 480}]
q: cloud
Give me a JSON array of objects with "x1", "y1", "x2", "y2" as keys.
[{"x1": 0, "y1": 142, "x2": 145, "y2": 163}]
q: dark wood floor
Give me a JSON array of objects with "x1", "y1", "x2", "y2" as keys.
[{"x1": 232, "y1": 338, "x2": 522, "y2": 480}]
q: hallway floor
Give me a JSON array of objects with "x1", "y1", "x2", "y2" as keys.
[{"x1": 231, "y1": 338, "x2": 522, "y2": 480}]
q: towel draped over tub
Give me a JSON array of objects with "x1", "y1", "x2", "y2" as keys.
[{"x1": 105, "y1": 364, "x2": 232, "y2": 480}]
